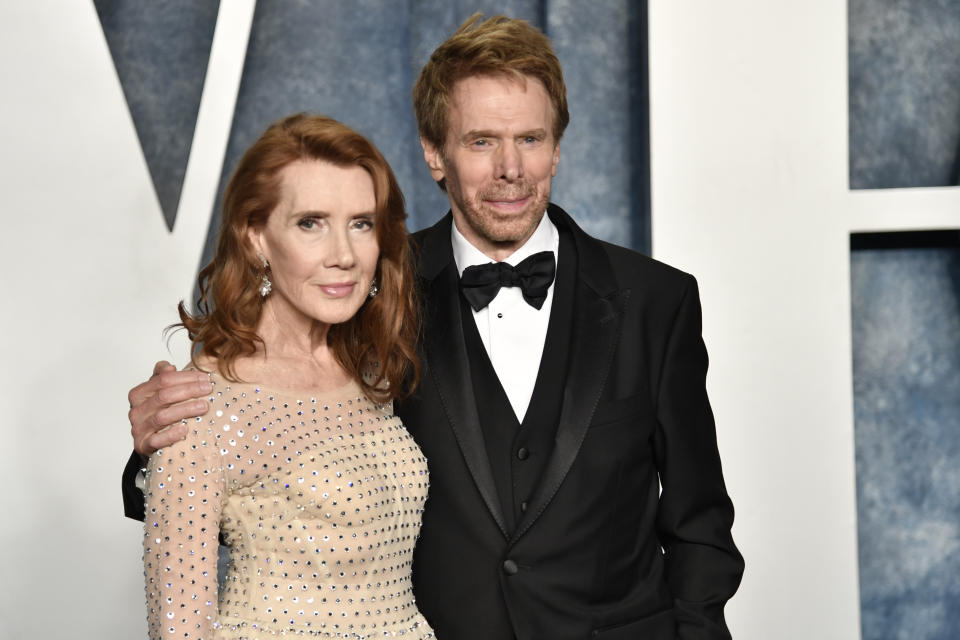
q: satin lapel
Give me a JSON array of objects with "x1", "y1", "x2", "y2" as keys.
[
  {"x1": 510, "y1": 206, "x2": 629, "y2": 543},
  {"x1": 418, "y1": 216, "x2": 509, "y2": 538}
]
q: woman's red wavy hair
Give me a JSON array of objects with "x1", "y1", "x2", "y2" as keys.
[{"x1": 177, "y1": 114, "x2": 419, "y2": 401}]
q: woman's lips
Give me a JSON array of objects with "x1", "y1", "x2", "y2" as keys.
[{"x1": 318, "y1": 282, "x2": 356, "y2": 297}]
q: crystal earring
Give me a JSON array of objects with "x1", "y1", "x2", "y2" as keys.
[
  {"x1": 368, "y1": 278, "x2": 379, "y2": 299},
  {"x1": 258, "y1": 255, "x2": 271, "y2": 298},
  {"x1": 259, "y1": 273, "x2": 272, "y2": 298}
]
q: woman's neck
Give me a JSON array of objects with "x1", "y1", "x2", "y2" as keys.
[{"x1": 227, "y1": 299, "x2": 352, "y2": 391}]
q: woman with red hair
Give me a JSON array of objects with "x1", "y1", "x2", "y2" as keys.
[{"x1": 141, "y1": 114, "x2": 432, "y2": 639}]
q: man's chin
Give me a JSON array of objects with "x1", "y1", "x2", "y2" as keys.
[{"x1": 478, "y1": 212, "x2": 543, "y2": 244}]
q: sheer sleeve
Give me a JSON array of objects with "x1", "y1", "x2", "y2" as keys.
[{"x1": 143, "y1": 419, "x2": 225, "y2": 639}]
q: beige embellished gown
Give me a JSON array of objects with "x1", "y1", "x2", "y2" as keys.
[{"x1": 143, "y1": 372, "x2": 433, "y2": 639}]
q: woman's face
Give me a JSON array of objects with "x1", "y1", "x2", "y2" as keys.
[{"x1": 249, "y1": 159, "x2": 380, "y2": 329}]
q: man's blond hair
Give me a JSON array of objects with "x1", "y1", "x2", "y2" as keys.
[{"x1": 413, "y1": 14, "x2": 570, "y2": 151}]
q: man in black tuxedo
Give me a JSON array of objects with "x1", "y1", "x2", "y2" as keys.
[{"x1": 125, "y1": 14, "x2": 742, "y2": 639}]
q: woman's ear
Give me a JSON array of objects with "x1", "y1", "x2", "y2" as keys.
[{"x1": 247, "y1": 225, "x2": 267, "y2": 263}]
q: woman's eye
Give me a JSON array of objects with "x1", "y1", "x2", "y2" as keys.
[
  {"x1": 352, "y1": 218, "x2": 374, "y2": 231},
  {"x1": 298, "y1": 218, "x2": 317, "y2": 230}
]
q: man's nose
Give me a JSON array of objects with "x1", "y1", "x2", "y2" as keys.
[{"x1": 494, "y1": 141, "x2": 523, "y2": 182}]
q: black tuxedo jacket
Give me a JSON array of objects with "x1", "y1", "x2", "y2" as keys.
[{"x1": 397, "y1": 204, "x2": 743, "y2": 640}]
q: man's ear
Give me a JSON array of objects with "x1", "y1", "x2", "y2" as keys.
[
  {"x1": 551, "y1": 142, "x2": 561, "y2": 177},
  {"x1": 420, "y1": 137, "x2": 446, "y2": 183}
]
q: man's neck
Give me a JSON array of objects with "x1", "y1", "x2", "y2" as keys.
[
  {"x1": 450, "y1": 211, "x2": 547, "y2": 262},
  {"x1": 450, "y1": 210, "x2": 557, "y2": 275}
]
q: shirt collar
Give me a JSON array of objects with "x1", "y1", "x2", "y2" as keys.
[{"x1": 451, "y1": 211, "x2": 559, "y2": 276}]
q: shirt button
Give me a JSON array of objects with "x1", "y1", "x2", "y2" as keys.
[
  {"x1": 517, "y1": 447, "x2": 529, "y2": 460},
  {"x1": 503, "y1": 559, "x2": 519, "y2": 575},
  {"x1": 497, "y1": 312, "x2": 503, "y2": 318}
]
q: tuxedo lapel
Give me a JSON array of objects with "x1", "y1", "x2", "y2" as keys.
[
  {"x1": 416, "y1": 216, "x2": 509, "y2": 537},
  {"x1": 511, "y1": 206, "x2": 629, "y2": 543}
]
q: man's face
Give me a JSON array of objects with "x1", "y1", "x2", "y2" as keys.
[{"x1": 422, "y1": 74, "x2": 560, "y2": 260}]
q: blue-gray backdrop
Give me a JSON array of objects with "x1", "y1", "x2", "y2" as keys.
[
  {"x1": 851, "y1": 233, "x2": 960, "y2": 640},
  {"x1": 849, "y1": 0, "x2": 960, "y2": 638},
  {"x1": 849, "y1": 0, "x2": 960, "y2": 189},
  {"x1": 95, "y1": 0, "x2": 651, "y2": 269}
]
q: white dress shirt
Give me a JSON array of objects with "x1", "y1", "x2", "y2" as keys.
[{"x1": 451, "y1": 213, "x2": 559, "y2": 422}]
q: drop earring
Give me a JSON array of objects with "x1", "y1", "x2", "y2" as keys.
[
  {"x1": 258, "y1": 255, "x2": 272, "y2": 298},
  {"x1": 368, "y1": 278, "x2": 379, "y2": 299}
]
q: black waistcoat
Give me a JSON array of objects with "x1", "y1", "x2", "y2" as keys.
[{"x1": 458, "y1": 227, "x2": 576, "y2": 533}]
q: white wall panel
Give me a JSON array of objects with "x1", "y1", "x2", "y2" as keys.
[
  {"x1": 0, "y1": 3, "x2": 253, "y2": 636},
  {"x1": 649, "y1": 3, "x2": 959, "y2": 639}
]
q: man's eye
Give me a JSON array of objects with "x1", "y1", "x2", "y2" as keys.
[
  {"x1": 298, "y1": 218, "x2": 317, "y2": 230},
  {"x1": 472, "y1": 139, "x2": 489, "y2": 147}
]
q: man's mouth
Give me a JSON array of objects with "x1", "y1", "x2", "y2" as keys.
[{"x1": 483, "y1": 194, "x2": 532, "y2": 211}]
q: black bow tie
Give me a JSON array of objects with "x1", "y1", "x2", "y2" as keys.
[{"x1": 459, "y1": 250, "x2": 557, "y2": 311}]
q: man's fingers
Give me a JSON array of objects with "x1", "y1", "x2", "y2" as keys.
[
  {"x1": 131, "y1": 394, "x2": 209, "y2": 443},
  {"x1": 134, "y1": 408, "x2": 198, "y2": 456},
  {"x1": 152, "y1": 360, "x2": 176, "y2": 376},
  {"x1": 151, "y1": 422, "x2": 189, "y2": 452},
  {"x1": 129, "y1": 363, "x2": 211, "y2": 456},
  {"x1": 128, "y1": 369, "x2": 209, "y2": 410},
  {"x1": 139, "y1": 422, "x2": 189, "y2": 457},
  {"x1": 128, "y1": 375, "x2": 210, "y2": 431},
  {"x1": 152, "y1": 398, "x2": 210, "y2": 430},
  {"x1": 153, "y1": 376, "x2": 213, "y2": 408},
  {"x1": 128, "y1": 361, "x2": 179, "y2": 407},
  {"x1": 128, "y1": 376, "x2": 160, "y2": 410}
]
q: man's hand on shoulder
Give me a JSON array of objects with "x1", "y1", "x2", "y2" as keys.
[{"x1": 128, "y1": 361, "x2": 212, "y2": 457}]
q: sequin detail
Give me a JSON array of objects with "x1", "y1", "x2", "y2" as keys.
[{"x1": 143, "y1": 374, "x2": 432, "y2": 639}]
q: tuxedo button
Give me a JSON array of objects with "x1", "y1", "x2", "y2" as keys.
[
  {"x1": 502, "y1": 559, "x2": 519, "y2": 575},
  {"x1": 517, "y1": 447, "x2": 529, "y2": 460},
  {"x1": 520, "y1": 501, "x2": 528, "y2": 512}
]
